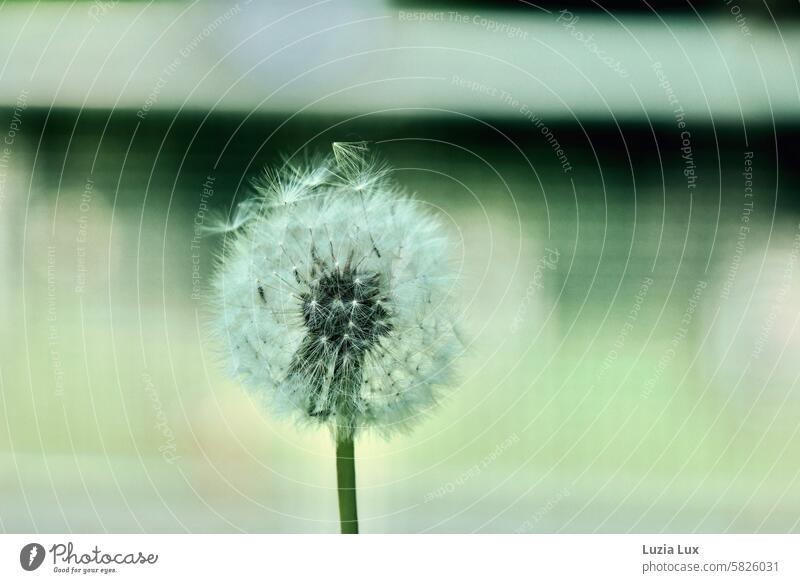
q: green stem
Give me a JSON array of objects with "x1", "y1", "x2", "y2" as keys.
[{"x1": 336, "y1": 436, "x2": 359, "y2": 534}]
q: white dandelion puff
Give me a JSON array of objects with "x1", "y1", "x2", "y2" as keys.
[
  {"x1": 211, "y1": 143, "x2": 464, "y2": 440},
  {"x1": 209, "y1": 143, "x2": 464, "y2": 533}
]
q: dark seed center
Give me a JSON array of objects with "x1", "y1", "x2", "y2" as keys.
[
  {"x1": 300, "y1": 268, "x2": 391, "y2": 351},
  {"x1": 287, "y1": 262, "x2": 392, "y2": 421}
]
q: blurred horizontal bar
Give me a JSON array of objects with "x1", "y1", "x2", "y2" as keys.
[{"x1": 0, "y1": 0, "x2": 798, "y2": 121}]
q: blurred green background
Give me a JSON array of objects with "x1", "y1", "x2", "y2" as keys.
[{"x1": 1, "y1": 0, "x2": 799, "y2": 533}]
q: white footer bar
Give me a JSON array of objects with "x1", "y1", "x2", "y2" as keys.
[{"x1": 1, "y1": 534, "x2": 797, "y2": 582}]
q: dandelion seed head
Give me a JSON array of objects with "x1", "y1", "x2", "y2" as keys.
[{"x1": 211, "y1": 144, "x2": 463, "y2": 438}]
